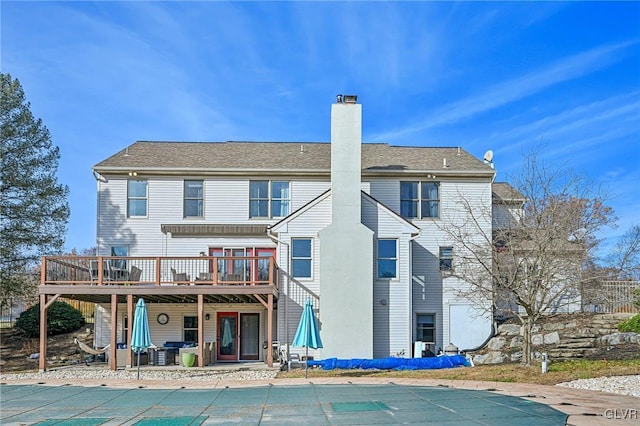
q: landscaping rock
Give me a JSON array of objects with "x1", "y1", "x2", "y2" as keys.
[
  {"x1": 497, "y1": 324, "x2": 521, "y2": 336},
  {"x1": 601, "y1": 333, "x2": 639, "y2": 346},
  {"x1": 468, "y1": 313, "x2": 640, "y2": 364},
  {"x1": 487, "y1": 337, "x2": 506, "y2": 351},
  {"x1": 543, "y1": 332, "x2": 560, "y2": 344}
]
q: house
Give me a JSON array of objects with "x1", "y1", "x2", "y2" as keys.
[{"x1": 38, "y1": 95, "x2": 505, "y2": 370}]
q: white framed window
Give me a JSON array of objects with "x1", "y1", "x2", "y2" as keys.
[
  {"x1": 400, "y1": 181, "x2": 440, "y2": 219},
  {"x1": 291, "y1": 238, "x2": 312, "y2": 278},
  {"x1": 184, "y1": 180, "x2": 204, "y2": 218},
  {"x1": 377, "y1": 239, "x2": 397, "y2": 279},
  {"x1": 183, "y1": 316, "x2": 198, "y2": 342},
  {"x1": 249, "y1": 180, "x2": 290, "y2": 218},
  {"x1": 127, "y1": 179, "x2": 147, "y2": 217},
  {"x1": 416, "y1": 313, "x2": 435, "y2": 343},
  {"x1": 439, "y1": 246, "x2": 453, "y2": 271}
]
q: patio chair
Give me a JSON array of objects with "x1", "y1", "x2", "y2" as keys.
[
  {"x1": 129, "y1": 266, "x2": 142, "y2": 282},
  {"x1": 171, "y1": 267, "x2": 190, "y2": 284},
  {"x1": 89, "y1": 260, "x2": 99, "y2": 282},
  {"x1": 284, "y1": 351, "x2": 304, "y2": 371},
  {"x1": 89, "y1": 260, "x2": 112, "y2": 283}
]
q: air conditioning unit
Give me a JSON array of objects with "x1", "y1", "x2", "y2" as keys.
[{"x1": 413, "y1": 341, "x2": 436, "y2": 358}]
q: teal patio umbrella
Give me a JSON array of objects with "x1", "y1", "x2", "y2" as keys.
[
  {"x1": 131, "y1": 298, "x2": 152, "y2": 380},
  {"x1": 292, "y1": 298, "x2": 323, "y2": 378}
]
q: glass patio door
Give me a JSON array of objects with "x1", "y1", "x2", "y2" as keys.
[
  {"x1": 239, "y1": 313, "x2": 260, "y2": 360},
  {"x1": 210, "y1": 248, "x2": 249, "y2": 282},
  {"x1": 249, "y1": 248, "x2": 275, "y2": 283},
  {"x1": 217, "y1": 312, "x2": 238, "y2": 361}
]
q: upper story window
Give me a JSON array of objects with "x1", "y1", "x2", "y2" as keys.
[
  {"x1": 439, "y1": 246, "x2": 453, "y2": 271},
  {"x1": 184, "y1": 180, "x2": 204, "y2": 218},
  {"x1": 377, "y1": 239, "x2": 397, "y2": 279},
  {"x1": 400, "y1": 181, "x2": 440, "y2": 219},
  {"x1": 127, "y1": 180, "x2": 147, "y2": 217},
  {"x1": 249, "y1": 180, "x2": 290, "y2": 218},
  {"x1": 291, "y1": 238, "x2": 312, "y2": 278}
]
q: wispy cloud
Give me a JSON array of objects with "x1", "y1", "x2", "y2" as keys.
[
  {"x1": 371, "y1": 40, "x2": 638, "y2": 142},
  {"x1": 484, "y1": 91, "x2": 640, "y2": 154}
]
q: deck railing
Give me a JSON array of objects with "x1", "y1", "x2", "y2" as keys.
[
  {"x1": 582, "y1": 280, "x2": 639, "y2": 313},
  {"x1": 41, "y1": 256, "x2": 280, "y2": 289}
]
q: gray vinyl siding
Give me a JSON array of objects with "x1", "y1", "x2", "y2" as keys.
[
  {"x1": 492, "y1": 203, "x2": 522, "y2": 230},
  {"x1": 275, "y1": 195, "x2": 330, "y2": 359},
  {"x1": 292, "y1": 180, "x2": 331, "y2": 211},
  {"x1": 362, "y1": 196, "x2": 413, "y2": 358},
  {"x1": 410, "y1": 180, "x2": 493, "y2": 349},
  {"x1": 97, "y1": 176, "x2": 332, "y2": 255},
  {"x1": 367, "y1": 179, "x2": 400, "y2": 211}
]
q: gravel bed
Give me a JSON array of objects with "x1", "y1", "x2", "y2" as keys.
[
  {"x1": 556, "y1": 375, "x2": 640, "y2": 397},
  {"x1": 0, "y1": 367, "x2": 278, "y2": 382}
]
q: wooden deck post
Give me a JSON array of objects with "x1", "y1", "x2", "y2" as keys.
[
  {"x1": 40, "y1": 256, "x2": 46, "y2": 285},
  {"x1": 38, "y1": 294, "x2": 47, "y2": 372},
  {"x1": 127, "y1": 295, "x2": 134, "y2": 367},
  {"x1": 110, "y1": 294, "x2": 117, "y2": 370},
  {"x1": 267, "y1": 293, "x2": 273, "y2": 367},
  {"x1": 98, "y1": 256, "x2": 104, "y2": 285},
  {"x1": 198, "y1": 294, "x2": 204, "y2": 367}
]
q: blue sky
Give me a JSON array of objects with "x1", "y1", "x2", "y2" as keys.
[{"x1": 2, "y1": 1, "x2": 639, "y2": 259}]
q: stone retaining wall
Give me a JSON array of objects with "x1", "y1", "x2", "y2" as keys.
[{"x1": 469, "y1": 313, "x2": 640, "y2": 365}]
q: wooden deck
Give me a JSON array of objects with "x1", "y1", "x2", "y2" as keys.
[{"x1": 38, "y1": 256, "x2": 280, "y2": 371}]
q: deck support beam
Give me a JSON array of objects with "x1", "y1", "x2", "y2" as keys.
[
  {"x1": 126, "y1": 295, "x2": 134, "y2": 367},
  {"x1": 198, "y1": 294, "x2": 204, "y2": 367},
  {"x1": 38, "y1": 294, "x2": 61, "y2": 371},
  {"x1": 110, "y1": 294, "x2": 117, "y2": 370},
  {"x1": 38, "y1": 295, "x2": 48, "y2": 372},
  {"x1": 267, "y1": 293, "x2": 273, "y2": 367}
]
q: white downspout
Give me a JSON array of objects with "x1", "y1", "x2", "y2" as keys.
[
  {"x1": 267, "y1": 227, "x2": 290, "y2": 361},
  {"x1": 408, "y1": 229, "x2": 421, "y2": 357}
]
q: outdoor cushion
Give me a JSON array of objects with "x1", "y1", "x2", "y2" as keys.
[{"x1": 164, "y1": 341, "x2": 196, "y2": 348}]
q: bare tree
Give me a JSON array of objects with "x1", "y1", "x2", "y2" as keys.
[
  {"x1": 605, "y1": 225, "x2": 640, "y2": 281},
  {"x1": 441, "y1": 149, "x2": 616, "y2": 364}
]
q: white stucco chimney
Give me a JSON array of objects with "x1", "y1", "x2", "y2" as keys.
[
  {"x1": 319, "y1": 94, "x2": 374, "y2": 359},
  {"x1": 330, "y1": 95, "x2": 362, "y2": 226}
]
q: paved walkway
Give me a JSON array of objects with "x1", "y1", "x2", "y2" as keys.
[{"x1": 1, "y1": 377, "x2": 638, "y2": 425}]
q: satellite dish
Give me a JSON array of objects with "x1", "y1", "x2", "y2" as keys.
[{"x1": 483, "y1": 150, "x2": 494, "y2": 163}]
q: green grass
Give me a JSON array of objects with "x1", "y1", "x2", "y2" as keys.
[{"x1": 277, "y1": 359, "x2": 640, "y2": 386}]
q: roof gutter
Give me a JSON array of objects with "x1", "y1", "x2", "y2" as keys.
[{"x1": 93, "y1": 167, "x2": 495, "y2": 179}]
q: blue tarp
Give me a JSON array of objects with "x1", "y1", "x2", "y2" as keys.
[{"x1": 307, "y1": 355, "x2": 470, "y2": 370}]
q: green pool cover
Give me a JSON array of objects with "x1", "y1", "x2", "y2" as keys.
[{"x1": 0, "y1": 383, "x2": 567, "y2": 425}]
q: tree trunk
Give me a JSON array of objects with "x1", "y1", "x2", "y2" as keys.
[{"x1": 522, "y1": 317, "x2": 533, "y2": 365}]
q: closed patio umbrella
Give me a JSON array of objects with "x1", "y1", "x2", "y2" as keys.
[
  {"x1": 222, "y1": 318, "x2": 233, "y2": 348},
  {"x1": 131, "y1": 298, "x2": 152, "y2": 380},
  {"x1": 292, "y1": 298, "x2": 323, "y2": 378}
]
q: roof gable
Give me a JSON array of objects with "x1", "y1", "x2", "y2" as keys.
[{"x1": 269, "y1": 189, "x2": 419, "y2": 236}]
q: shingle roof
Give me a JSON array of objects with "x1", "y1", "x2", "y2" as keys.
[
  {"x1": 492, "y1": 182, "x2": 525, "y2": 202},
  {"x1": 94, "y1": 141, "x2": 494, "y2": 175}
]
